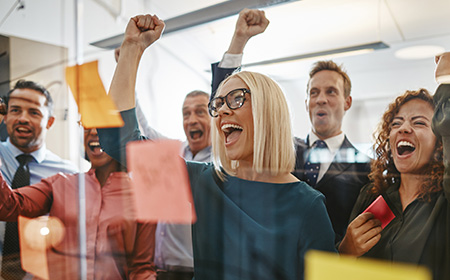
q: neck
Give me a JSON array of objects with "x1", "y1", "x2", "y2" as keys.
[
  {"x1": 95, "y1": 161, "x2": 121, "y2": 187},
  {"x1": 399, "y1": 173, "x2": 422, "y2": 210},
  {"x1": 235, "y1": 161, "x2": 297, "y2": 183}
]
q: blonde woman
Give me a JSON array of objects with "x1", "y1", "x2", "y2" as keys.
[{"x1": 99, "y1": 14, "x2": 336, "y2": 280}]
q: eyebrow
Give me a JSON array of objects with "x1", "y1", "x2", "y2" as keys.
[
  {"x1": 183, "y1": 104, "x2": 207, "y2": 110},
  {"x1": 393, "y1": 115, "x2": 430, "y2": 121}
]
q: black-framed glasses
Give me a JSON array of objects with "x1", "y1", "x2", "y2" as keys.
[{"x1": 208, "y1": 88, "x2": 250, "y2": 117}]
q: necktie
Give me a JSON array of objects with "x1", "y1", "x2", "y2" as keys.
[
  {"x1": 1, "y1": 154, "x2": 34, "y2": 280},
  {"x1": 304, "y1": 140, "x2": 327, "y2": 187}
]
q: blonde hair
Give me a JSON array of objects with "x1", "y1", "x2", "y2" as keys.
[{"x1": 211, "y1": 71, "x2": 295, "y2": 179}]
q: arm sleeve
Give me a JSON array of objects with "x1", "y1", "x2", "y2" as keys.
[
  {"x1": 300, "y1": 194, "x2": 337, "y2": 254},
  {"x1": 98, "y1": 108, "x2": 148, "y2": 168},
  {"x1": 0, "y1": 172, "x2": 54, "y2": 221},
  {"x1": 211, "y1": 62, "x2": 240, "y2": 98},
  {"x1": 128, "y1": 222, "x2": 157, "y2": 280}
]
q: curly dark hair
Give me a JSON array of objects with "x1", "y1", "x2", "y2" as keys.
[{"x1": 369, "y1": 88, "x2": 444, "y2": 200}]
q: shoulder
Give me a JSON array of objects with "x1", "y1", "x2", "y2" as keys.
[
  {"x1": 186, "y1": 161, "x2": 214, "y2": 176},
  {"x1": 42, "y1": 150, "x2": 78, "y2": 173},
  {"x1": 290, "y1": 180, "x2": 326, "y2": 204}
]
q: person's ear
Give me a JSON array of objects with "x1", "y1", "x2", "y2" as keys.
[
  {"x1": 46, "y1": 116, "x2": 55, "y2": 129},
  {"x1": 344, "y1": 95, "x2": 352, "y2": 111}
]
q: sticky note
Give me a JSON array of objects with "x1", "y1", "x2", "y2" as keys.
[
  {"x1": 305, "y1": 250, "x2": 431, "y2": 280},
  {"x1": 126, "y1": 139, "x2": 196, "y2": 223},
  {"x1": 363, "y1": 195, "x2": 395, "y2": 229},
  {"x1": 65, "y1": 60, "x2": 124, "y2": 129}
]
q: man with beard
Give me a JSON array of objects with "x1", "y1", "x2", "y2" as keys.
[{"x1": 0, "y1": 80, "x2": 77, "y2": 279}]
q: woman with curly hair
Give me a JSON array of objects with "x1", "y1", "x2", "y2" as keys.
[{"x1": 338, "y1": 88, "x2": 449, "y2": 280}]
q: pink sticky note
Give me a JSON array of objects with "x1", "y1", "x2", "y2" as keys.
[
  {"x1": 127, "y1": 139, "x2": 196, "y2": 223},
  {"x1": 363, "y1": 195, "x2": 395, "y2": 229}
]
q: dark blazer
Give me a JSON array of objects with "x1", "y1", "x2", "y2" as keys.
[
  {"x1": 211, "y1": 62, "x2": 371, "y2": 242},
  {"x1": 294, "y1": 136, "x2": 371, "y2": 242}
]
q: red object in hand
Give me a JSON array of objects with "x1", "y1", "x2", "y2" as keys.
[{"x1": 363, "y1": 195, "x2": 395, "y2": 229}]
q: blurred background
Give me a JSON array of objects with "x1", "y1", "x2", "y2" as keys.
[{"x1": 0, "y1": 0, "x2": 449, "y2": 163}]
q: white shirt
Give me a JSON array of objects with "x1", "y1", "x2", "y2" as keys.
[{"x1": 308, "y1": 132, "x2": 345, "y2": 182}]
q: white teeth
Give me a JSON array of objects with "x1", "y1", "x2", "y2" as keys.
[
  {"x1": 17, "y1": 127, "x2": 29, "y2": 132},
  {"x1": 89, "y1": 141, "x2": 100, "y2": 147},
  {"x1": 397, "y1": 140, "x2": 415, "y2": 148},
  {"x1": 221, "y1": 123, "x2": 243, "y2": 131}
]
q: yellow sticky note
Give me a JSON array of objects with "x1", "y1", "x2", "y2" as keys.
[
  {"x1": 65, "y1": 61, "x2": 124, "y2": 128},
  {"x1": 305, "y1": 250, "x2": 431, "y2": 280},
  {"x1": 127, "y1": 139, "x2": 196, "y2": 223}
]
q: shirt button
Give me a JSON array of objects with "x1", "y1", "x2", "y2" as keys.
[{"x1": 160, "y1": 231, "x2": 165, "y2": 236}]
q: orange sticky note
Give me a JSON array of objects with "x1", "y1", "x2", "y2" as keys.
[
  {"x1": 126, "y1": 139, "x2": 196, "y2": 223},
  {"x1": 65, "y1": 60, "x2": 124, "y2": 128}
]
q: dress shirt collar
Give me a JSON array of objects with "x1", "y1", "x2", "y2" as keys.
[
  {"x1": 182, "y1": 143, "x2": 212, "y2": 162},
  {"x1": 308, "y1": 131, "x2": 345, "y2": 155},
  {"x1": 5, "y1": 138, "x2": 46, "y2": 163}
]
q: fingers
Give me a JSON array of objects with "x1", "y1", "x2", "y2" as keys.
[
  {"x1": 339, "y1": 212, "x2": 382, "y2": 256},
  {"x1": 435, "y1": 51, "x2": 450, "y2": 81}
]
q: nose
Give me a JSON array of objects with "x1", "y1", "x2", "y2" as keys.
[
  {"x1": 186, "y1": 113, "x2": 198, "y2": 124},
  {"x1": 315, "y1": 92, "x2": 327, "y2": 105},
  {"x1": 17, "y1": 111, "x2": 30, "y2": 123},
  {"x1": 398, "y1": 122, "x2": 412, "y2": 133},
  {"x1": 217, "y1": 102, "x2": 231, "y2": 117}
]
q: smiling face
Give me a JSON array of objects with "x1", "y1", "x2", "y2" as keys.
[
  {"x1": 182, "y1": 95, "x2": 211, "y2": 156},
  {"x1": 389, "y1": 99, "x2": 436, "y2": 174},
  {"x1": 84, "y1": 128, "x2": 115, "y2": 169},
  {"x1": 214, "y1": 77, "x2": 254, "y2": 165},
  {"x1": 4, "y1": 88, "x2": 54, "y2": 153},
  {"x1": 306, "y1": 70, "x2": 352, "y2": 139}
]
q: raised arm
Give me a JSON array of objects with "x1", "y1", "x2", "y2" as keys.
[
  {"x1": 110, "y1": 15, "x2": 165, "y2": 111},
  {"x1": 211, "y1": 9, "x2": 269, "y2": 95},
  {"x1": 433, "y1": 52, "x2": 450, "y2": 199},
  {"x1": 98, "y1": 15, "x2": 165, "y2": 167}
]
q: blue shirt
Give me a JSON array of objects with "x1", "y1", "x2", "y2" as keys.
[
  {"x1": 136, "y1": 105, "x2": 212, "y2": 270},
  {"x1": 154, "y1": 144, "x2": 211, "y2": 270},
  {"x1": 0, "y1": 139, "x2": 78, "y2": 253}
]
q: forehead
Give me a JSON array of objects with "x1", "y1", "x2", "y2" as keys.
[
  {"x1": 9, "y1": 88, "x2": 47, "y2": 107},
  {"x1": 182, "y1": 95, "x2": 209, "y2": 110},
  {"x1": 218, "y1": 77, "x2": 248, "y2": 97},
  {"x1": 396, "y1": 99, "x2": 434, "y2": 117},
  {"x1": 309, "y1": 70, "x2": 344, "y2": 89}
]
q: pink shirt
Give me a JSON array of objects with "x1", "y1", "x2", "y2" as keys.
[{"x1": 0, "y1": 169, "x2": 156, "y2": 279}]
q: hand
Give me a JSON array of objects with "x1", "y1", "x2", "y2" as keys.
[
  {"x1": 227, "y1": 9, "x2": 269, "y2": 54},
  {"x1": 435, "y1": 52, "x2": 450, "y2": 82},
  {"x1": 338, "y1": 212, "x2": 382, "y2": 257},
  {"x1": 235, "y1": 8, "x2": 269, "y2": 40},
  {"x1": 122, "y1": 14, "x2": 165, "y2": 53}
]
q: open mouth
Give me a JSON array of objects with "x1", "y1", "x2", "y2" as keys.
[
  {"x1": 15, "y1": 126, "x2": 31, "y2": 134},
  {"x1": 221, "y1": 123, "x2": 243, "y2": 144},
  {"x1": 88, "y1": 141, "x2": 103, "y2": 154},
  {"x1": 189, "y1": 129, "x2": 203, "y2": 140},
  {"x1": 397, "y1": 140, "x2": 415, "y2": 156}
]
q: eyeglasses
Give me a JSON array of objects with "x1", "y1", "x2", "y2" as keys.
[{"x1": 208, "y1": 88, "x2": 250, "y2": 117}]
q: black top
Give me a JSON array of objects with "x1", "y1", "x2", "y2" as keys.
[{"x1": 350, "y1": 183, "x2": 450, "y2": 280}]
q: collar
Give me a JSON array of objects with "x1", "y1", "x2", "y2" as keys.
[
  {"x1": 6, "y1": 138, "x2": 46, "y2": 163},
  {"x1": 308, "y1": 131, "x2": 345, "y2": 154},
  {"x1": 182, "y1": 143, "x2": 212, "y2": 161}
]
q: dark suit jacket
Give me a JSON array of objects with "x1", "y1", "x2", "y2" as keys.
[
  {"x1": 294, "y1": 136, "x2": 371, "y2": 242},
  {"x1": 211, "y1": 62, "x2": 371, "y2": 242}
]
